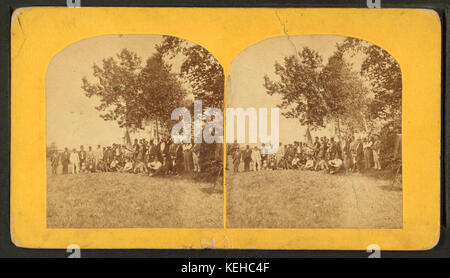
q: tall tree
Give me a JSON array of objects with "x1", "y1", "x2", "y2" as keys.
[
  {"x1": 157, "y1": 36, "x2": 224, "y2": 108},
  {"x1": 337, "y1": 37, "x2": 403, "y2": 169},
  {"x1": 81, "y1": 48, "x2": 188, "y2": 136},
  {"x1": 362, "y1": 45, "x2": 402, "y2": 125},
  {"x1": 338, "y1": 37, "x2": 402, "y2": 126},
  {"x1": 263, "y1": 47, "x2": 327, "y2": 129},
  {"x1": 138, "y1": 51, "x2": 187, "y2": 137},
  {"x1": 81, "y1": 48, "x2": 144, "y2": 131},
  {"x1": 320, "y1": 49, "x2": 369, "y2": 134}
]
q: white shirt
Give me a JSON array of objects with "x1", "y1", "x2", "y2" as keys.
[
  {"x1": 148, "y1": 161, "x2": 162, "y2": 170},
  {"x1": 69, "y1": 152, "x2": 80, "y2": 163},
  {"x1": 110, "y1": 160, "x2": 118, "y2": 168},
  {"x1": 363, "y1": 141, "x2": 373, "y2": 149},
  {"x1": 329, "y1": 158, "x2": 343, "y2": 168},
  {"x1": 95, "y1": 148, "x2": 103, "y2": 160},
  {"x1": 260, "y1": 147, "x2": 268, "y2": 155},
  {"x1": 305, "y1": 159, "x2": 314, "y2": 169},
  {"x1": 123, "y1": 162, "x2": 133, "y2": 171},
  {"x1": 251, "y1": 150, "x2": 261, "y2": 161}
]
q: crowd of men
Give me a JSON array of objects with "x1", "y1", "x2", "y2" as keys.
[
  {"x1": 227, "y1": 134, "x2": 386, "y2": 175},
  {"x1": 49, "y1": 132, "x2": 398, "y2": 177},
  {"x1": 50, "y1": 138, "x2": 222, "y2": 177}
]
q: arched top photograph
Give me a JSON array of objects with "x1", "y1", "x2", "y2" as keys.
[
  {"x1": 45, "y1": 34, "x2": 224, "y2": 229},
  {"x1": 226, "y1": 34, "x2": 403, "y2": 229}
]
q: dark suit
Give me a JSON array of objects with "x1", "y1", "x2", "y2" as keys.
[
  {"x1": 176, "y1": 145, "x2": 184, "y2": 174},
  {"x1": 243, "y1": 149, "x2": 252, "y2": 172},
  {"x1": 356, "y1": 142, "x2": 364, "y2": 172},
  {"x1": 61, "y1": 151, "x2": 70, "y2": 174}
]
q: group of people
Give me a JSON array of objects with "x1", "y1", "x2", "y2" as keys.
[
  {"x1": 49, "y1": 133, "x2": 394, "y2": 177},
  {"x1": 50, "y1": 137, "x2": 222, "y2": 177},
  {"x1": 227, "y1": 134, "x2": 385, "y2": 175}
]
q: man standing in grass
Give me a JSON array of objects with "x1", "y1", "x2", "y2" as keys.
[
  {"x1": 233, "y1": 147, "x2": 241, "y2": 173},
  {"x1": 94, "y1": 145, "x2": 103, "y2": 171},
  {"x1": 183, "y1": 143, "x2": 193, "y2": 173},
  {"x1": 251, "y1": 146, "x2": 261, "y2": 171},
  {"x1": 243, "y1": 145, "x2": 252, "y2": 172},
  {"x1": 372, "y1": 135, "x2": 382, "y2": 170},
  {"x1": 50, "y1": 151, "x2": 59, "y2": 175},
  {"x1": 192, "y1": 143, "x2": 201, "y2": 173},
  {"x1": 61, "y1": 148, "x2": 70, "y2": 174},
  {"x1": 69, "y1": 148, "x2": 80, "y2": 174},
  {"x1": 79, "y1": 145, "x2": 86, "y2": 173},
  {"x1": 86, "y1": 146, "x2": 95, "y2": 172}
]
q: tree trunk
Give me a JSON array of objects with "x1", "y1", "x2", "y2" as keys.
[
  {"x1": 360, "y1": 112, "x2": 368, "y2": 133},
  {"x1": 337, "y1": 117, "x2": 341, "y2": 142},
  {"x1": 155, "y1": 118, "x2": 159, "y2": 142}
]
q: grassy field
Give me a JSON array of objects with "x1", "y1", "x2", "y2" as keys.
[
  {"x1": 47, "y1": 170, "x2": 223, "y2": 228},
  {"x1": 226, "y1": 169, "x2": 402, "y2": 228},
  {"x1": 47, "y1": 162, "x2": 401, "y2": 229}
]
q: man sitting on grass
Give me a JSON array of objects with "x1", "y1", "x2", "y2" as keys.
[
  {"x1": 96, "y1": 159, "x2": 107, "y2": 172},
  {"x1": 148, "y1": 156, "x2": 170, "y2": 177},
  {"x1": 110, "y1": 158, "x2": 121, "y2": 172},
  {"x1": 328, "y1": 157, "x2": 343, "y2": 174},
  {"x1": 277, "y1": 156, "x2": 288, "y2": 170},
  {"x1": 268, "y1": 155, "x2": 277, "y2": 170},
  {"x1": 315, "y1": 159, "x2": 328, "y2": 171},
  {"x1": 153, "y1": 156, "x2": 170, "y2": 176},
  {"x1": 302, "y1": 155, "x2": 315, "y2": 170},
  {"x1": 291, "y1": 155, "x2": 301, "y2": 169},
  {"x1": 148, "y1": 156, "x2": 162, "y2": 176},
  {"x1": 121, "y1": 158, "x2": 134, "y2": 173},
  {"x1": 134, "y1": 159, "x2": 148, "y2": 174}
]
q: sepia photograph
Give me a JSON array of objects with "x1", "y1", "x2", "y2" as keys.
[
  {"x1": 10, "y1": 6, "x2": 441, "y2": 252},
  {"x1": 46, "y1": 34, "x2": 224, "y2": 228},
  {"x1": 226, "y1": 35, "x2": 402, "y2": 228}
]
